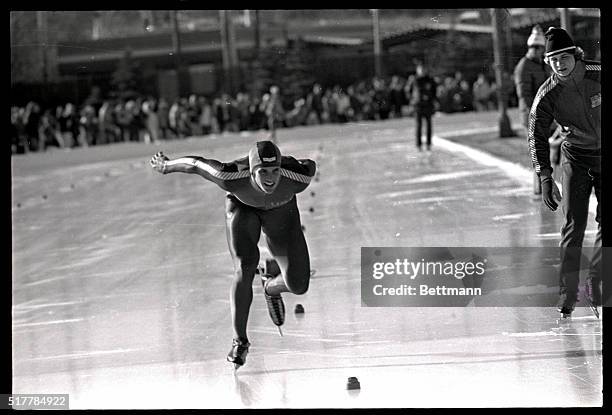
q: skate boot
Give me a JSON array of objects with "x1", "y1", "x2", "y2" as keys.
[
  {"x1": 557, "y1": 300, "x2": 575, "y2": 320},
  {"x1": 557, "y1": 292, "x2": 576, "y2": 320},
  {"x1": 558, "y1": 306, "x2": 573, "y2": 319},
  {"x1": 262, "y1": 274, "x2": 285, "y2": 336},
  {"x1": 227, "y1": 337, "x2": 250, "y2": 371},
  {"x1": 584, "y1": 278, "x2": 601, "y2": 319}
]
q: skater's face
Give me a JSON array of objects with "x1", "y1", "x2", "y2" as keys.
[
  {"x1": 547, "y1": 52, "x2": 576, "y2": 77},
  {"x1": 253, "y1": 166, "x2": 281, "y2": 194}
]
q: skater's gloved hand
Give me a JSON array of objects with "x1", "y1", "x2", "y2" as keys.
[
  {"x1": 150, "y1": 151, "x2": 169, "y2": 174},
  {"x1": 541, "y1": 177, "x2": 562, "y2": 211}
]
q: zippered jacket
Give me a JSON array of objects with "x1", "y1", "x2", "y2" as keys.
[{"x1": 528, "y1": 60, "x2": 601, "y2": 176}]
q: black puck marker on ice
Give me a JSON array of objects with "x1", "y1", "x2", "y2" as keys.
[
  {"x1": 347, "y1": 377, "x2": 360, "y2": 390},
  {"x1": 294, "y1": 304, "x2": 304, "y2": 314}
]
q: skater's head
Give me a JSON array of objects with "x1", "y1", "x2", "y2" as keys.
[
  {"x1": 543, "y1": 27, "x2": 579, "y2": 77},
  {"x1": 249, "y1": 141, "x2": 282, "y2": 194}
]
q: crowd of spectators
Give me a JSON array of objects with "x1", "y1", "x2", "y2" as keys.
[{"x1": 11, "y1": 70, "x2": 516, "y2": 154}]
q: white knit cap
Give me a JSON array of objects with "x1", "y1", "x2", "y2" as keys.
[{"x1": 527, "y1": 25, "x2": 545, "y2": 47}]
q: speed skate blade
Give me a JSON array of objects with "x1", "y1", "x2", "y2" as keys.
[
  {"x1": 277, "y1": 326, "x2": 283, "y2": 337},
  {"x1": 589, "y1": 303, "x2": 600, "y2": 319}
]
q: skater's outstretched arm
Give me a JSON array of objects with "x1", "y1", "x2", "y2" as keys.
[{"x1": 150, "y1": 151, "x2": 249, "y2": 191}]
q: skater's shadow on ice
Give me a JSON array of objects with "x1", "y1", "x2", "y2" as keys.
[
  {"x1": 243, "y1": 348, "x2": 601, "y2": 376},
  {"x1": 233, "y1": 374, "x2": 257, "y2": 406}
]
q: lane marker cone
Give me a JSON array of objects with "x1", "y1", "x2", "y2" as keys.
[
  {"x1": 295, "y1": 304, "x2": 304, "y2": 314},
  {"x1": 347, "y1": 377, "x2": 360, "y2": 390}
]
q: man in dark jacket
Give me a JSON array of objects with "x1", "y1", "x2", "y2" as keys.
[
  {"x1": 407, "y1": 63, "x2": 438, "y2": 151},
  {"x1": 528, "y1": 27, "x2": 601, "y2": 318}
]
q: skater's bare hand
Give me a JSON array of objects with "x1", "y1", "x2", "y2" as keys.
[{"x1": 150, "y1": 151, "x2": 169, "y2": 174}]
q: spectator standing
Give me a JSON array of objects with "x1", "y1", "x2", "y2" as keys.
[
  {"x1": 177, "y1": 98, "x2": 192, "y2": 137},
  {"x1": 60, "y1": 103, "x2": 81, "y2": 147},
  {"x1": 215, "y1": 96, "x2": 230, "y2": 134},
  {"x1": 235, "y1": 93, "x2": 250, "y2": 132},
  {"x1": 23, "y1": 101, "x2": 42, "y2": 151},
  {"x1": 389, "y1": 75, "x2": 405, "y2": 118},
  {"x1": 187, "y1": 94, "x2": 202, "y2": 136},
  {"x1": 79, "y1": 105, "x2": 98, "y2": 146},
  {"x1": 249, "y1": 96, "x2": 265, "y2": 130},
  {"x1": 514, "y1": 25, "x2": 550, "y2": 194},
  {"x1": 472, "y1": 74, "x2": 493, "y2": 112},
  {"x1": 335, "y1": 88, "x2": 351, "y2": 123},
  {"x1": 11, "y1": 106, "x2": 27, "y2": 154},
  {"x1": 372, "y1": 78, "x2": 390, "y2": 120},
  {"x1": 306, "y1": 83, "x2": 324, "y2": 124},
  {"x1": 198, "y1": 96, "x2": 213, "y2": 135},
  {"x1": 458, "y1": 80, "x2": 474, "y2": 112},
  {"x1": 403, "y1": 75, "x2": 416, "y2": 116},
  {"x1": 38, "y1": 109, "x2": 65, "y2": 151},
  {"x1": 114, "y1": 102, "x2": 130, "y2": 142},
  {"x1": 514, "y1": 25, "x2": 550, "y2": 132},
  {"x1": 142, "y1": 99, "x2": 160, "y2": 144},
  {"x1": 168, "y1": 99, "x2": 181, "y2": 137},
  {"x1": 407, "y1": 63, "x2": 438, "y2": 151},
  {"x1": 98, "y1": 100, "x2": 118, "y2": 144},
  {"x1": 157, "y1": 98, "x2": 171, "y2": 139},
  {"x1": 265, "y1": 86, "x2": 285, "y2": 140}
]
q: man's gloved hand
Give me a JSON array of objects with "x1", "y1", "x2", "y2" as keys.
[
  {"x1": 541, "y1": 177, "x2": 562, "y2": 211},
  {"x1": 150, "y1": 151, "x2": 169, "y2": 174}
]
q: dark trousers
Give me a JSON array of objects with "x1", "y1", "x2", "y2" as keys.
[
  {"x1": 558, "y1": 142, "x2": 601, "y2": 307},
  {"x1": 415, "y1": 110, "x2": 432, "y2": 149},
  {"x1": 224, "y1": 194, "x2": 310, "y2": 338}
]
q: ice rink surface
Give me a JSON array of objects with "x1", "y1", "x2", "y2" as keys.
[{"x1": 12, "y1": 110, "x2": 602, "y2": 408}]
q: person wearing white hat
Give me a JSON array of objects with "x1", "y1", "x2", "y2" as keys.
[
  {"x1": 513, "y1": 25, "x2": 550, "y2": 194},
  {"x1": 528, "y1": 27, "x2": 601, "y2": 319}
]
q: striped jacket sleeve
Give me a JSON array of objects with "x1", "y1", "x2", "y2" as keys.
[
  {"x1": 280, "y1": 156, "x2": 316, "y2": 193},
  {"x1": 528, "y1": 77, "x2": 557, "y2": 177},
  {"x1": 164, "y1": 156, "x2": 249, "y2": 191}
]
